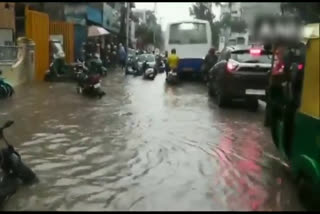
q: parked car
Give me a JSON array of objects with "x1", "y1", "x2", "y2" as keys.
[
  {"x1": 208, "y1": 45, "x2": 272, "y2": 111},
  {"x1": 137, "y1": 54, "x2": 156, "y2": 74}
]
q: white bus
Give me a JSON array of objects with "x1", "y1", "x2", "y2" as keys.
[{"x1": 165, "y1": 19, "x2": 212, "y2": 75}]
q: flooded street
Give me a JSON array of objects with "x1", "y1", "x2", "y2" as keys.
[{"x1": 0, "y1": 70, "x2": 304, "y2": 211}]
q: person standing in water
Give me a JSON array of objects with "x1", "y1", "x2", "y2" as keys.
[{"x1": 167, "y1": 48, "x2": 180, "y2": 77}]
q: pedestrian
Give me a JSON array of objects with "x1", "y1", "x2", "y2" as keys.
[
  {"x1": 106, "y1": 44, "x2": 112, "y2": 68},
  {"x1": 111, "y1": 44, "x2": 117, "y2": 67},
  {"x1": 202, "y1": 47, "x2": 218, "y2": 82},
  {"x1": 118, "y1": 43, "x2": 127, "y2": 71},
  {"x1": 167, "y1": 48, "x2": 179, "y2": 77}
]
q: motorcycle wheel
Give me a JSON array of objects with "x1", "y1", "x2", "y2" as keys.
[
  {"x1": 0, "y1": 85, "x2": 6, "y2": 98},
  {"x1": 0, "y1": 174, "x2": 19, "y2": 208},
  {"x1": 11, "y1": 154, "x2": 38, "y2": 185},
  {"x1": 3, "y1": 83, "x2": 13, "y2": 97},
  {"x1": 1, "y1": 84, "x2": 9, "y2": 98}
]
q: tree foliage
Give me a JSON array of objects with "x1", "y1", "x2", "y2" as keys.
[
  {"x1": 189, "y1": 3, "x2": 248, "y2": 47},
  {"x1": 189, "y1": 3, "x2": 218, "y2": 47},
  {"x1": 189, "y1": 2, "x2": 215, "y2": 25},
  {"x1": 281, "y1": 2, "x2": 320, "y2": 24},
  {"x1": 135, "y1": 10, "x2": 163, "y2": 49}
]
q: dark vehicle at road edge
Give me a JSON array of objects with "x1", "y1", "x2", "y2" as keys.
[
  {"x1": 208, "y1": 45, "x2": 272, "y2": 111},
  {"x1": 0, "y1": 121, "x2": 38, "y2": 208}
]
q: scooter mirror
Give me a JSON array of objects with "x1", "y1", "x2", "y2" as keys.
[{"x1": 3, "y1": 120, "x2": 14, "y2": 129}]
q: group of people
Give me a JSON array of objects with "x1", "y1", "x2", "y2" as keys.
[
  {"x1": 101, "y1": 42, "x2": 127, "y2": 69},
  {"x1": 82, "y1": 38, "x2": 128, "y2": 70}
]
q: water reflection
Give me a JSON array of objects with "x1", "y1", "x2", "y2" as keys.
[{"x1": 0, "y1": 71, "x2": 303, "y2": 211}]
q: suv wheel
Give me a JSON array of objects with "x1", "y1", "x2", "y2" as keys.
[
  {"x1": 208, "y1": 81, "x2": 215, "y2": 97},
  {"x1": 202, "y1": 72, "x2": 208, "y2": 83},
  {"x1": 216, "y1": 87, "x2": 229, "y2": 107}
]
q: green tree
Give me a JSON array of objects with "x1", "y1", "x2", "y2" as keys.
[
  {"x1": 219, "y1": 13, "x2": 247, "y2": 33},
  {"x1": 135, "y1": 10, "x2": 164, "y2": 49},
  {"x1": 189, "y1": 3, "x2": 219, "y2": 47},
  {"x1": 189, "y1": 3, "x2": 215, "y2": 25},
  {"x1": 281, "y1": 2, "x2": 320, "y2": 24}
]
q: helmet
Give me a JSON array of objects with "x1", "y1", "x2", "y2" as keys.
[{"x1": 209, "y1": 48, "x2": 216, "y2": 54}]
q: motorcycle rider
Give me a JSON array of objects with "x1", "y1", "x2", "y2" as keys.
[
  {"x1": 167, "y1": 48, "x2": 179, "y2": 77},
  {"x1": 202, "y1": 47, "x2": 218, "y2": 82}
]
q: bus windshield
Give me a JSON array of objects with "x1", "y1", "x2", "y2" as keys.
[{"x1": 169, "y1": 22, "x2": 207, "y2": 45}]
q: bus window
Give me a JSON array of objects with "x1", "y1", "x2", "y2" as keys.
[
  {"x1": 228, "y1": 39, "x2": 236, "y2": 46},
  {"x1": 169, "y1": 23, "x2": 207, "y2": 44},
  {"x1": 237, "y1": 37, "x2": 245, "y2": 45}
]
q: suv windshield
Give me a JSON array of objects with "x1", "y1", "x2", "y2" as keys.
[
  {"x1": 139, "y1": 54, "x2": 155, "y2": 62},
  {"x1": 128, "y1": 49, "x2": 136, "y2": 57},
  {"x1": 231, "y1": 50, "x2": 272, "y2": 64}
]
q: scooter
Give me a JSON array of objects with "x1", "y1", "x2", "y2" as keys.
[
  {"x1": 0, "y1": 70, "x2": 14, "y2": 99},
  {"x1": 125, "y1": 56, "x2": 138, "y2": 75},
  {"x1": 86, "y1": 53, "x2": 108, "y2": 77},
  {"x1": 45, "y1": 40, "x2": 80, "y2": 82},
  {"x1": 166, "y1": 69, "x2": 179, "y2": 84},
  {"x1": 0, "y1": 121, "x2": 38, "y2": 207},
  {"x1": 143, "y1": 61, "x2": 157, "y2": 80},
  {"x1": 76, "y1": 73, "x2": 106, "y2": 99}
]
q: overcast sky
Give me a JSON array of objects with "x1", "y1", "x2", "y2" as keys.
[{"x1": 135, "y1": 2, "x2": 221, "y2": 29}]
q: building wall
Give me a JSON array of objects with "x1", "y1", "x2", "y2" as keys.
[
  {"x1": 64, "y1": 4, "x2": 87, "y2": 26},
  {"x1": 102, "y1": 3, "x2": 121, "y2": 33},
  {"x1": 49, "y1": 21, "x2": 75, "y2": 63},
  {"x1": 220, "y1": 3, "x2": 241, "y2": 20},
  {"x1": 132, "y1": 9, "x2": 147, "y2": 24},
  {"x1": 241, "y1": 3, "x2": 281, "y2": 28},
  {"x1": 43, "y1": 3, "x2": 65, "y2": 21},
  {"x1": 0, "y1": 3, "x2": 15, "y2": 32}
]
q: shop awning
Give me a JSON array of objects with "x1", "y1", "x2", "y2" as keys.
[{"x1": 88, "y1": 26, "x2": 110, "y2": 37}]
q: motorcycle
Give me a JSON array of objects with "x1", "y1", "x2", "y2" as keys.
[
  {"x1": 45, "y1": 40, "x2": 81, "y2": 82},
  {"x1": 0, "y1": 121, "x2": 38, "y2": 207},
  {"x1": 76, "y1": 73, "x2": 105, "y2": 99},
  {"x1": 158, "y1": 60, "x2": 166, "y2": 73},
  {"x1": 0, "y1": 70, "x2": 14, "y2": 99},
  {"x1": 86, "y1": 53, "x2": 108, "y2": 77},
  {"x1": 142, "y1": 61, "x2": 157, "y2": 80},
  {"x1": 125, "y1": 56, "x2": 137, "y2": 75},
  {"x1": 166, "y1": 69, "x2": 179, "y2": 84}
]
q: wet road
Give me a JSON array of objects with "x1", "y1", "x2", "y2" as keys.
[{"x1": 0, "y1": 70, "x2": 304, "y2": 211}]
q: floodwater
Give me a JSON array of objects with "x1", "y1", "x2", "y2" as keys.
[{"x1": 0, "y1": 70, "x2": 304, "y2": 211}]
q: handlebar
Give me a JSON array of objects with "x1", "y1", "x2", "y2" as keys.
[
  {"x1": 0, "y1": 120, "x2": 14, "y2": 146},
  {"x1": 0, "y1": 120, "x2": 14, "y2": 130}
]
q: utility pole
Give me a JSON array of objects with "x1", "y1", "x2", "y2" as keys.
[
  {"x1": 125, "y1": 2, "x2": 130, "y2": 52},
  {"x1": 153, "y1": 3, "x2": 157, "y2": 48}
]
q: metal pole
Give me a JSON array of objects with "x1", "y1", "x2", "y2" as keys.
[{"x1": 126, "y1": 2, "x2": 130, "y2": 51}]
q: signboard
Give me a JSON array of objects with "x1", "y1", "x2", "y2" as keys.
[
  {"x1": 64, "y1": 4, "x2": 87, "y2": 25},
  {"x1": 103, "y1": 3, "x2": 121, "y2": 34},
  {"x1": 0, "y1": 29, "x2": 13, "y2": 46},
  {"x1": 87, "y1": 7, "x2": 102, "y2": 25}
]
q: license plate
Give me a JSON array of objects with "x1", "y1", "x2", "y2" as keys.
[
  {"x1": 245, "y1": 89, "x2": 265, "y2": 95},
  {"x1": 94, "y1": 83, "x2": 101, "y2": 88}
]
